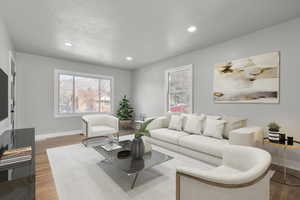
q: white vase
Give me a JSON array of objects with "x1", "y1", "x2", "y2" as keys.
[{"x1": 142, "y1": 137, "x2": 152, "y2": 153}]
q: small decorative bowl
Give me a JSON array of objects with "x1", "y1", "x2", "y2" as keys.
[{"x1": 117, "y1": 150, "x2": 131, "y2": 159}]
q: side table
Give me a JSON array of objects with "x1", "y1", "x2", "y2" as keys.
[{"x1": 263, "y1": 138, "x2": 300, "y2": 186}]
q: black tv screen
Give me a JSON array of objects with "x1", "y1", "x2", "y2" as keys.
[{"x1": 0, "y1": 68, "x2": 8, "y2": 121}]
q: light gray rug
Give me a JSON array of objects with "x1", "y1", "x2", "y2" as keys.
[{"x1": 47, "y1": 141, "x2": 213, "y2": 200}]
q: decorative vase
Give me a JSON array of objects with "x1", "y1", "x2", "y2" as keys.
[
  {"x1": 279, "y1": 133, "x2": 286, "y2": 144},
  {"x1": 131, "y1": 137, "x2": 144, "y2": 160},
  {"x1": 287, "y1": 136, "x2": 294, "y2": 145},
  {"x1": 268, "y1": 129, "x2": 280, "y2": 143},
  {"x1": 130, "y1": 158, "x2": 145, "y2": 171},
  {"x1": 142, "y1": 137, "x2": 152, "y2": 153}
]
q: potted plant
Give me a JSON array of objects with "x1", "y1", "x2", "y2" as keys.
[
  {"x1": 267, "y1": 122, "x2": 280, "y2": 143},
  {"x1": 131, "y1": 119, "x2": 154, "y2": 160},
  {"x1": 116, "y1": 95, "x2": 134, "y2": 129}
]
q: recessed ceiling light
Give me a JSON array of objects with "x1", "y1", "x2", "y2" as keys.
[
  {"x1": 126, "y1": 56, "x2": 133, "y2": 61},
  {"x1": 64, "y1": 42, "x2": 73, "y2": 47},
  {"x1": 187, "y1": 26, "x2": 197, "y2": 33}
]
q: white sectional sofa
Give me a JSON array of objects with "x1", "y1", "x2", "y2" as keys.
[
  {"x1": 145, "y1": 113, "x2": 264, "y2": 166},
  {"x1": 176, "y1": 145, "x2": 272, "y2": 200}
]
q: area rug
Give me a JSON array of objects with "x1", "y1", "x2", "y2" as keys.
[{"x1": 47, "y1": 140, "x2": 213, "y2": 200}]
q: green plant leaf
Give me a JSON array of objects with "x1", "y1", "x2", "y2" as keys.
[{"x1": 135, "y1": 118, "x2": 155, "y2": 137}]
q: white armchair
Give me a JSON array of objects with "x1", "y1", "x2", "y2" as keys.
[
  {"x1": 82, "y1": 114, "x2": 119, "y2": 138},
  {"x1": 176, "y1": 145, "x2": 272, "y2": 200}
]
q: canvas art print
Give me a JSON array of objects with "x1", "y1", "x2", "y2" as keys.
[{"x1": 213, "y1": 52, "x2": 279, "y2": 103}]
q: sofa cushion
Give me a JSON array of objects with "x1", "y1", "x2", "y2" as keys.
[
  {"x1": 168, "y1": 115, "x2": 183, "y2": 131},
  {"x1": 164, "y1": 112, "x2": 181, "y2": 127},
  {"x1": 202, "y1": 114, "x2": 222, "y2": 132},
  {"x1": 91, "y1": 126, "x2": 116, "y2": 136},
  {"x1": 150, "y1": 128, "x2": 189, "y2": 145},
  {"x1": 203, "y1": 118, "x2": 226, "y2": 139},
  {"x1": 183, "y1": 114, "x2": 205, "y2": 134},
  {"x1": 178, "y1": 135, "x2": 229, "y2": 157}
]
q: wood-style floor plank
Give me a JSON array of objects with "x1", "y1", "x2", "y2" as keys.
[{"x1": 35, "y1": 134, "x2": 84, "y2": 200}]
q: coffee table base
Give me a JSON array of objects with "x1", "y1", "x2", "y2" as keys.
[{"x1": 131, "y1": 173, "x2": 139, "y2": 189}]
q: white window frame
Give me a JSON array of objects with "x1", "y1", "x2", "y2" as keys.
[
  {"x1": 54, "y1": 69, "x2": 114, "y2": 118},
  {"x1": 165, "y1": 64, "x2": 193, "y2": 113}
]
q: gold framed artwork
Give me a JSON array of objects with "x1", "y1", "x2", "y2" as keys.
[{"x1": 213, "y1": 52, "x2": 280, "y2": 103}]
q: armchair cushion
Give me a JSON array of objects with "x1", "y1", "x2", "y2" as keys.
[
  {"x1": 82, "y1": 114, "x2": 119, "y2": 137},
  {"x1": 91, "y1": 126, "x2": 117, "y2": 137}
]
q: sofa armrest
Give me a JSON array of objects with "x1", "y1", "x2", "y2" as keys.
[
  {"x1": 146, "y1": 116, "x2": 167, "y2": 130},
  {"x1": 104, "y1": 115, "x2": 119, "y2": 131},
  {"x1": 81, "y1": 117, "x2": 90, "y2": 137},
  {"x1": 229, "y1": 126, "x2": 263, "y2": 146}
]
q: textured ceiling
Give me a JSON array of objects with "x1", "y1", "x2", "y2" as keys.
[{"x1": 1, "y1": 0, "x2": 300, "y2": 69}]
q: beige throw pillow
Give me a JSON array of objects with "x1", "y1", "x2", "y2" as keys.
[
  {"x1": 203, "y1": 118, "x2": 226, "y2": 139},
  {"x1": 183, "y1": 114, "x2": 205, "y2": 134},
  {"x1": 168, "y1": 115, "x2": 183, "y2": 131}
]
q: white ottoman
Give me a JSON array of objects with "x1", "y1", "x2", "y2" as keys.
[{"x1": 229, "y1": 127, "x2": 263, "y2": 146}]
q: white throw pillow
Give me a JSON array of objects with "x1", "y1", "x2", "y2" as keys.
[
  {"x1": 164, "y1": 112, "x2": 181, "y2": 127},
  {"x1": 202, "y1": 115, "x2": 222, "y2": 132},
  {"x1": 184, "y1": 114, "x2": 205, "y2": 134},
  {"x1": 168, "y1": 115, "x2": 183, "y2": 131},
  {"x1": 203, "y1": 118, "x2": 226, "y2": 139}
]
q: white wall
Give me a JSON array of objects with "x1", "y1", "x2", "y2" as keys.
[
  {"x1": 132, "y1": 18, "x2": 300, "y2": 169},
  {"x1": 0, "y1": 18, "x2": 14, "y2": 134},
  {"x1": 16, "y1": 52, "x2": 132, "y2": 135}
]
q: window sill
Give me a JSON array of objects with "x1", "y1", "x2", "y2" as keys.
[{"x1": 54, "y1": 112, "x2": 113, "y2": 118}]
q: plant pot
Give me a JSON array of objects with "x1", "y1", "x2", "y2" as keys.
[
  {"x1": 131, "y1": 137, "x2": 144, "y2": 160},
  {"x1": 268, "y1": 129, "x2": 280, "y2": 143},
  {"x1": 120, "y1": 120, "x2": 133, "y2": 130}
]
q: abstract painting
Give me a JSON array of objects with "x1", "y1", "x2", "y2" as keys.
[{"x1": 213, "y1": 52, "x2": 279, "y2": 103}]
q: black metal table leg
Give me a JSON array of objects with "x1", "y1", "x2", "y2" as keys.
[{"x1": 131, "y1": 173, "x2": 139, "y2": 189}]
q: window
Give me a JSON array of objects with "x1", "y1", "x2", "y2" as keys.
[
  {"x1": 165, "y1": 65, "x2": 193, "y2": 113},
  {"x1": 54, "y1": 70, "x2": 113, "y2": 117}
]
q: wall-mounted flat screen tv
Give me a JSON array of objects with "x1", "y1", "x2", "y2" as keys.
[{"x1": 0, "y1": 68, "x2": 8, "y2": 122}]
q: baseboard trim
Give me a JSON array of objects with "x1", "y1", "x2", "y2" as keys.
[{"x1": 35, "y1": 129, "x2": 82, "y2": 141}]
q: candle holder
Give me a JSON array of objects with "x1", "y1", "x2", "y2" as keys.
[
  {"x1": 279, "y1": 133, "x2": 286, "y2": 144},
  {"x1": 287, "y1": 136, "x2": 294, "y2": 145}
]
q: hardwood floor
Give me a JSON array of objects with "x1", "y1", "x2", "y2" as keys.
[
  {"x1": 36, "y1": 134, "x2": 84, "y2": 200},
  {"x1": 35, "y1": 134, "x2": 300, "y2": 200}
]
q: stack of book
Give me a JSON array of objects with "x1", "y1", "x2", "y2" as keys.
[{"x1": 0, "y1": 146, "x2": 32, "y2": 167}]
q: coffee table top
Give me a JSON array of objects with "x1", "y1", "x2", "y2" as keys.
[{"x1": 82, "y1": 136, "x2": 173, "y2": 175}]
